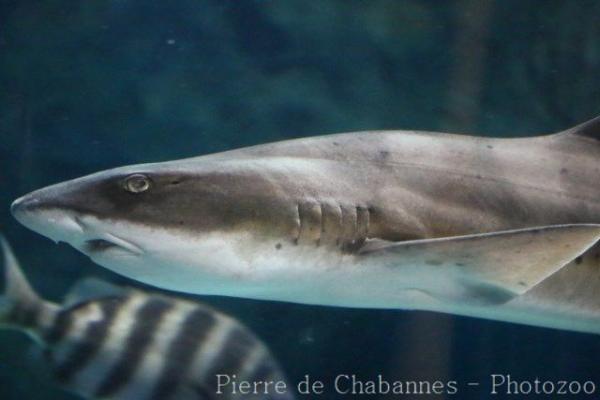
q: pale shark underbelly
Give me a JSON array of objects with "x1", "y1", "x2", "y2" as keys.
[{"x1": 250, "y1": 240, "x2": 600, "y2": 335}]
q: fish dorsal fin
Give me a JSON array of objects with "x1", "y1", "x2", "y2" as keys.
[
  {"x1": 63, "y1": 277, "x2": 127, "y2": 308},
  {"x1": 558, "y1": 115, "x2": 600, "y2": 141},
  {"x1": 359, "y1": 224, "x2": 600, "y2": 305},
  {"x1": 1, "y1": 235, "x2": 40, "y2": 307}
]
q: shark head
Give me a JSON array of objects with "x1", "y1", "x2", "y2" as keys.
[{"x1": 10, "y1": 160, "x2": 297, "y2": 296}]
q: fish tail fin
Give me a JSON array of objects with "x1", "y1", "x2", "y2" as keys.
[
  {"x1": 556, "y1": 115, "x2": 600, "y2": 141},
  {"x1": 0, "y1": 235, "x2": 52, "y2": 341}
]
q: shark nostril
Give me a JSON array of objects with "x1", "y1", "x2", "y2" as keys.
[{"x1": 10, "y1": 196, "x2": 33, "y2": 216}]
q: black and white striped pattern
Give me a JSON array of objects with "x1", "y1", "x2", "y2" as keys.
[{"x1": 40, "y1": 292, "x2": 294, "y2": 400}]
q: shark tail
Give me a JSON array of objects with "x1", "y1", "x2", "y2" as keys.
[{"x1": 0, "y1": 235, "x2": 56, "y2": 343}]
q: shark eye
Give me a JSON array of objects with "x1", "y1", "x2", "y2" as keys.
[{"x1": 123, "y1": 174, "x2": 151, "y2": 193}]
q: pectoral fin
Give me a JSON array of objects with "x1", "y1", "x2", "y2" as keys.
[{"x1": 360, "y1": 224, "x2": 600, "y2": 304}]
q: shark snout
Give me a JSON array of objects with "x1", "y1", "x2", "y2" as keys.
[
  {"x1": 11, "y1": 191, "x2": 49, "y2": 230},
  {"x1": 11, "y1": 193, "x2": 39, "y2": 217},
  {"x1": 11, "y1": 181, "x2": 61, "y2": 214},
  {"x1": 11, "y1": 182, "x2": 144, "y2": 257},
  {"x1": 11, "y1": 179, "x2": 73, "y2": 218},
  {"x1": 10, "y1": 184, "x2": 86, "y2": 244},
  {"x1": 10, "y1": 173, "x2": 103, "y2": 235}
]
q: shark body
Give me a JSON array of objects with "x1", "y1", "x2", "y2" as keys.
[{"x1": 11, "y1": 116, "x2": 600, "y2": 334}]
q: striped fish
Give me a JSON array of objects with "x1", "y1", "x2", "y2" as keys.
[{"x1": 0, "y1": 237, "x2": 295, "y2": 399}]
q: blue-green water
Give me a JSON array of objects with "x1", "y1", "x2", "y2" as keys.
[{"x1": 1, "y1": 1, "x2": 600, "y2": 399}]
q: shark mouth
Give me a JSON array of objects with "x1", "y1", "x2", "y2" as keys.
[
  {"x1": 85, "y1": 239, "x2": 120, "y2": 252},
  {"x1": 82, "y1": 234, "x2": 143, "y2": 255}
]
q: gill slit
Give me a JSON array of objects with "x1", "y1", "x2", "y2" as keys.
[
  {"x1": 294, "y1": 203, "x2": 301, "y2": 245},
  {"x1": 352, "y1": 205, "x2": 359, "y2": 244},
  {"x1": 337, "y1": 204, "x2": 344, "y2": 247},
  {"x1": 317, "y1": 202, "x2": 324, "y2": 247},
  {"x1": 356, "y1": 206, "x2": 361, "y2": 243},
  {"x1": 365, "y1": 206, "x2": 371, "y2": 239}
]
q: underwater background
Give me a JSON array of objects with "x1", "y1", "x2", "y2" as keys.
[{"x1": 1, "y1": 1, "x2": 600, "y2": 398}]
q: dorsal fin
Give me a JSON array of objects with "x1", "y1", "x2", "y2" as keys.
[{"x1": 559, "y1": 115, "x2": 600, "y2": 141}]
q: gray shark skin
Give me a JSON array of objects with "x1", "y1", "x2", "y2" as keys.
[{"x1": 11, "y1": 116, "x2": 600, "y2": 334}]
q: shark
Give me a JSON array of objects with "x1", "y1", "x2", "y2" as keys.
[{"x1": 10, "y1": 116, "x2": 600, "y2": 334}]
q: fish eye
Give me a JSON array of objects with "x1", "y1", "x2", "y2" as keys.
[{"x1": 123, "y1": 174, "x2": 151, "y2": 193}]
